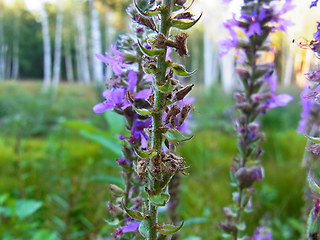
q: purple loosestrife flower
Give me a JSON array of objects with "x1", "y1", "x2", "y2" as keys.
[
  {"x1": 96, "y1": 43, "x2": 130, "y2": 76},
  {"x1": 311, "y1": 0, "x2": 319, "y2": 8},
  {"x1": 121, "y1": 221, "x2": 141, "y2": 233},
  {"x1": 252, "y1": 226, "x2": 273, "y2": 240}
]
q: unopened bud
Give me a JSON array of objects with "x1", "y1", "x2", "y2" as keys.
[
  {"x1": 107, "y1": 201, "x2": 123, "y2": 216},
  {"x1": 235, "y1": 166, "x2": 264, "y2": 189},
  {"x1": 109, "y1": 184, "x2": 124, "y2": 196}
]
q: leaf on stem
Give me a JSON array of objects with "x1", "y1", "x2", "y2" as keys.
[
  {"x1": 307, "y1": 173, "x2": 320, "y2": 197},
  {"x1": 134, "y1": 0, "x2": 159, "y2": 17},
  {"x1": 306, "y1": 135, "x2": 320, "y2": 143},
  {"x1": 148, "y1": 193, "x2": 170, "y2": 207},
  {"x1": 170, "y1": 12, "x2": 202, "y2": 30},
  {"x1": 121, "y1": 199, "x2": 145, "y2": 221},
  {"x1": 133, "y1": 146, "x2": 157, "y2": 159},
  {"x1": 138, "y1": 41, "x2": 164, "y2": 57},
  {"x1": 170, "y1": 63, "x2": 196, "y2": 76},
  {"x1": 138, "y1": 220, "x2": 149, "y2": 238},
  {"x1": 164, "y1": 129, "x2": 193, "y2": 142},
  {"x1": 156, "y1": 80, "x2": 175, "y2": 93},
  {"x1": 157, "y1": 220, "x2": 184, "y2": 235}
]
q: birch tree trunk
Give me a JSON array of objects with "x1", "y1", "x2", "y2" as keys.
[
  {"x1": 90, "y1": 0, "x2": 103, "y2": 83},
  {"x1": 221, "y1": 51, "x2": 235, "y2": 94},
  {"x1": 75, "y1": 8, "x2": 90, "y2": 83},
  {"x1": 52, "y1": 4, "x2": 64, "y2": 91},
  {"x1": 204, "y1": 31, "x2": 218, "y2": 87},
  {"x1": 0, "y1": 7, "x2": 4, "y2": 80},
  {"x1": 64, "y1": 38, "x2": 74, "y2": 83},
  {"x1": 41, "y1": 5, "x2": 52, "y2": 92},
  {"x1": 12, "y1": 41, "x2": 19, "y2": 80}
]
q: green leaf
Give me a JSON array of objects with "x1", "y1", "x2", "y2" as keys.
[
  {"x1": 104, "y1": 111, "x2": 125, "y2": 135},
  {"x1": 80, "y1": 130, "x2": 122, "y2": 156},
  {"x1": 149, "y1": 193, "x2": 170, "y2": 207},
  {"x1": 133, "y1": 146, "x2": 157, "y2": 159},
  {"x1": 173, "y1": 4, "x2": 183, "y2": 11},
  {"x1": 105, "y1": 218, "x2": 120, "y2": 226},
  {"x1": 170, "y1": 63, "x2": 196, "y2": 76},
  {"x1": 138, "y1": 41, "x2": 164, "y2": 57},
  {"x1": 0, "y1": 193, "x2": 9, "y2": 205},
  {"x1": 307, "y1": 173, "x2": 320, "y2": 197},
  {"x1": 156, "y1": 80, "x2": 175, "y2": 93},
  {"x1": 122, "y1": 199, "x2": 145, "y2": 221},
  {"x1": 32, "y1": 230, "x2": 58, "y2": 240},
  {"x1": 306, "y1": 135, "x2": 320, "y2": 143},
  {"x1": 139, "y1": 220, "x2": 149, "y2": 238},
  {"x1": 170, "y1": 12, "x2": 202, "y2": 30},
  {"x1": 14, "y1": 199, "x2": 42, "y2": 220},
  {"x1": 157, "y1": 220, "x2": 184, "y2": 235},
  {"x1": 89, "y1": 175, "x2": 123, "y2": 185},
  {"x1": 134, "y1": 0, "x2": 159, "y2": 17},
  {"x1": 236, "y1": 222, "x2": 246, "y2": 231},
  {"x1": 164, "y1": 129, "x2": 193, "y2": 142},
  {"x1": 64, "y1": 120, "x2": 97, "y2": 133}
]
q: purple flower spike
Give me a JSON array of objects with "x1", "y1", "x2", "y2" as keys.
[
  {"x1": 252, "y1": 226, "x2": 273, "y2": 240},
  {"x1": 121, "y1": 221, "x2": 141, "y2": 233}
]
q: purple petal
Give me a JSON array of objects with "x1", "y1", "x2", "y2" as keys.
[
  {"x1": 121, "y1": 221, "x2": 140, "y2": 233},
  {"x1": 266, "y1": 75, "x2": 277, "y2": 93},
  {"x1": 268, "y1": 94, "x2": 293, "y2": 109},
  {"x1": 166, "y1": 48, "x2": 172, "y2": 61},
  {"x1": 135, "y1": 88, "x2": 153, "y2": 99},
  {"x1": 93, "y1": 102, "x2": 110, "y2": 113},
  {"x1": 247, "y1": 22, "x2": 261, "y2": 37},
  {"x1": 140, "y1": 133, "x2": 148, "y2": 149},
  {"x1": 128, "y1": 70, "x2": 138, "y2": 93},
  {"x1": 95, "y1": 53, "x2": 109, "y2": 64}
]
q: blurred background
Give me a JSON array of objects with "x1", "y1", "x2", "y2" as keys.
[{"x1": 0, "y1": 0, "x2": 319, "y2": 239}]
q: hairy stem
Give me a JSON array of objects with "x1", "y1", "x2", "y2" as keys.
[{"x1": 148, "y1": 1, "x2": 174, "y2": 239}]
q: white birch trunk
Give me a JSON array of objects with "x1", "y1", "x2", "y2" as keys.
[
  {"x1": 52, "y1": 4, "x2": 64, "y2": 91},
  {"x1": 221, "y1": 51, "x2": 235, "y2": 94},
  {"x1": 64, "y1": 39, "x2": 74, "y2": 83},
  {"x1": 5, "y1": 51, "x2": 11, "y2": 78},
  {"x1": 204, "y1": 31, "x2": 217, "y2": 87},
  {"x1": 12, "y1": 41, "x2": 19, "y2": 79},
  {"x1": 1, "y1": 44, "x2": 7, "y2": 79},
  {"x1": 74, "y1": 35, "x2": 82, "y2": 82},
  {"x1": 75, "y1": 9, "x2": 90, "y2": 83},
  {"x1": 41, "y1": 5, "x2": 52, "y2": 91},
  {"x1": 90, "y1": 0, "x2": 103, "y2": 83},
  {"x1": 0, "y1": 9, "x2": 4, "y2": 80}
]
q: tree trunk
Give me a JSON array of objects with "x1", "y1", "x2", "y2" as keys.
[
  {"x1": 64, "y1": 39, "x2": 74, "y2": 83},
  {"x1": 52, "y1": 4, "x2": 64, "y2": 91},
  {"x1": 41, "y1": 5, "x2": 52, "y2": 92},
  {"x1": 204, "y1": 31, "x2": 217, "y2": 87},
  {"x1": 12, "y1": 41, "x2": 19, "y2": 80},
  {"x1": 90, "y1": 0, "x2": 103, "y2": 83},
  {"x1": 221, "y1": 51, "x2": 235, "y2": 94},
  {"x1": 75, "y1": 9, "x2": 90, "y2": 83}
]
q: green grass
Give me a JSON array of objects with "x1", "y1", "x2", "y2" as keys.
[{"x1": 0, "y1": 81, "x2": 310, "y2": 239}]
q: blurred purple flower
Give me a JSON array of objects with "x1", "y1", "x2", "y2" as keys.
[
  {"x1": 266, "y1": 94, "x2": 293, "y2": 109},
  {"x1": 219, "y1": 14, "x2": 239, "y2": 57},
  {"x1": 93, "y1": 87, "x2": 130, "y2": 113},
  {"x1": 121, "y1": 221, "x2": 140, "y2": 233},
  {"x1": 252, "y1": 226, "x2": 273, "y2": 240},
  {"x1": 297, "y1": 85, "x2": 315, "y2": 133},
  {"x1": 95, "y1": 43, "x2": 130, "y2": 76},
  {"x1": 128, "y1": 70, "x2": 137, "y2": 93},
  {"x1": 127, "y1": 115, "x2": 152, "y2": 149},
  {"x1": 311, "y1": 0, "x2": 319, "y2": 8}
]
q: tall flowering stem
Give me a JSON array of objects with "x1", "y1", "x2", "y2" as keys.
[
  {"x1": 297, "y1": 2, "x2": 320, "y2": 239},
  {"x1": 94, "y1": 0, "x2": 199, "y2": 239},
  {"x1": 219, "y1": 0, "x2": 293, "y2": 239}
]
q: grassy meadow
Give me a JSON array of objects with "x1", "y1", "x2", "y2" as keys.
[{"x1": 0, "y1": 81, "x2": 308, "y2": 239}]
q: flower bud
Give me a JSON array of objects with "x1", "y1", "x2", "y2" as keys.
[
  {"x1": 107, "y1": 201, "x2": 123, "y2": 216},
  {"x1": 109, "y1": 184, "x2": 124, "y2": 196},
  {"x1": 307, "y1": 199, "x2": 320, "y2": 239},
  {"x1": 235, "y1": 166, "x2": 264, "y2": 189}
]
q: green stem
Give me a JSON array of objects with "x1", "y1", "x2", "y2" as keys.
[{"x1": 148, "y1": 1, "x2": 174, "y2": 239}]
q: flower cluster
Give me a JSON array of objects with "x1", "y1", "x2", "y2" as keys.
[
  {"x1": 93, "y1": 0, "x2": 198, "y2": 239},
  {"x1": 219, "y1": 0, "x2": 293, "y2": 239}
]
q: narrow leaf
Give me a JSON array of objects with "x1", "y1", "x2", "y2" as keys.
[
  {"x1": 157, "y1": 220, "x2": 184, "y2": 235},
  {"x1": 134, "y1": 0, "x2": 159, "y2": 17},
  {"x1": 156, "y1": 80, "x2": 175, "y2": 93},
  {"x1": 306, "y1": 135, "x2": 320, "y2": 143},
  {"x1": 139, "y1": 220, "x2": 149, "y2": 238},
  {"x1": 133, "y1": 146, "x2": 157, "y2": 159},
  {"x1": 171, "y1": 63, "x2": 196, "y2": 76},
  {"x1": 170, "y1": 12, "x2": 202, "y2": 30},
  {"x1": 122, "y1": 199, "x2": 145, "y2": 221},
  {"x1": 164, "y1": 129, "x2": 193, "y2": 142},
  {"x1": 173, "y1": 4, "x2": 183, "y2": 11},
  {"x1": 138, "y1": 41, "x2": 164, "y2": 57},
  {"x1": 307, "y1": 173, "x2": 320, "y2": 197},
  {"x1": 149, "y1": 193, "x2": 170, "y2": 207},
  {"x1": 132, "y1": 103, "x2": 152, "y2": 116}
]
